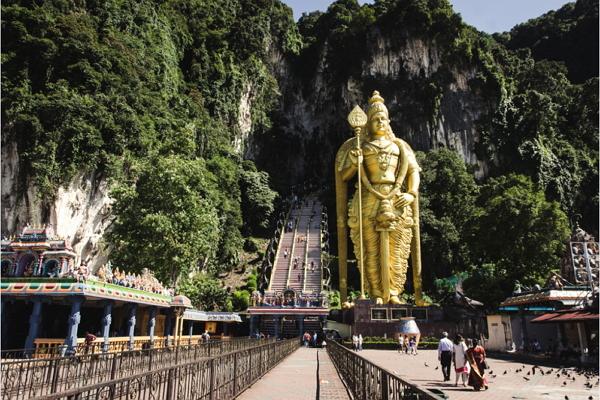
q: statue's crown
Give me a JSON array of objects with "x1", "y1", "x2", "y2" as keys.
[{"x1": 367, "y1": 90, "x2": 388, "y2": 119}]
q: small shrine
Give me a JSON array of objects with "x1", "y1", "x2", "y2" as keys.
[{"x1": 1, "y1": 225, "x2": 76, "y2": 278}]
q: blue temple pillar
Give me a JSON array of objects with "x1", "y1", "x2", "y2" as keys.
[
  {"x1": 249, "y1": 315, "x2": 257, "y2": 338},
  {"x1": 127, "y1": 304, "x2": 137, "y2": 351},
  {"x1": 273, "y1": 316, "x2": 281, "y2": 339},
  {"x1": 148, "y1": 307, "x2": 157, "y2": 347},
  {"x1": 101, "y1": 301, "x2": 113, "y2": 352},
  {"x1": 64, "y1": 297, "x2": 84, "y2": 354},
  {"x1": 24, "y1": 298, "x2": 43, "y2": 355}
]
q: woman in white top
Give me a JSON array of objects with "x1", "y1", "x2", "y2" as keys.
[
  {"x1": 352, "y1": 334, "x2": 359, "y2": 351},
  {"x1": 453, "y1": 334, "x2": 469, "y2": 387}
]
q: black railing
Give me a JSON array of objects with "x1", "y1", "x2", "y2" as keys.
[
  {"x1": 2, "y1": 338, "x2": 275, "y2": 400},
  {"x1": 327, "y1": 340, "x2": 444, "y2": 400},
  {"x1": 31, "y1": 338, "x2": 298, "y2": 400}
]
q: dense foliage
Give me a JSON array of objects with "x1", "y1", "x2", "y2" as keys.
[
  {"x1": 2, "y1": 0, "x2": 596, "y2": 308},
  {"x1": 2, "y1": 0, "x2": 289, "y2": 285},
  {"x1": 496, "y1": 0, "x2": 598, "y2": 83},
  {"x1": 417, "y1": 151, "x2": 570, "y2": 307}
]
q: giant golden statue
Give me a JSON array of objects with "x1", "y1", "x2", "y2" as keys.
[{"x1": 335, "y1": 91, "x2": 424, "y2": 306}]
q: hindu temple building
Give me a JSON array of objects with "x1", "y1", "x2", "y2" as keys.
[
  {"x1": 485, "y1": 227, "x2": 599, "y2": 364},
  {"x1": 1, "y1": 225, "x2": 240, "y2": 357}
]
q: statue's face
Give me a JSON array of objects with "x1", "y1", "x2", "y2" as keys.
[{"x1": 370, "y1": 112, "x2": 389, "y2": 136}]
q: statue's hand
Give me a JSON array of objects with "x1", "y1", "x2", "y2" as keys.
[
  {"x1": 349, "y1": 149, "x2": 363, "y2": 165},
  {"x1": 394, "y1": 192, "x2": 415, "y2": 208}
]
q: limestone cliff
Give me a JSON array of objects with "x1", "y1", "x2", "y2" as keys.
[{"x1": 1, "y1": 140, "x2": 112, "y2": 270}]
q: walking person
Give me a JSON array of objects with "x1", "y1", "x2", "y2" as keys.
[
  {"x1": 453, "y1": 334, "x2": 469, "y2": 387},
  {"x1": 466, "y1": 339, "x2": 488, "y2": 391},
  {"x1": 358, "y1": 334, "x2": 363, "y2": 351},
  {"x1": 409, "y1": 336, "x2": 418, "y2": 355},
  {"x1": 437, "y1": 332, "x2": 454, "y2": 381},
  {"x1": 352, "y1": 334, "x2": 359, "y2": 351},
  {"x1": 403, "y1": 335, "x2": 410, "y2": 354},
  {"x1": 398, "y1": 335, "x2": 405, "y2": 353}
]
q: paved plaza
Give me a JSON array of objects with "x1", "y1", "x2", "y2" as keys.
[
  {"x1": 360, "y1": 349, "x2": 599, "y2": 400},
  {"x1": 237, "y1": 347, "x2": 350, "y2": 400}
]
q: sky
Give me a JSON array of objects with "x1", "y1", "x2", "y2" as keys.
[{"x1": 282, "y1": 0, "x2": 573, "y2": 33}]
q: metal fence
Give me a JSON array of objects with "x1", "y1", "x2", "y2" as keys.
[
  {"x1": 327, "y1": 340, "x2": 444, "y2": 400},
  {"x1": 30, "y1": 338, "x2": 298, "y2": 400},
  {"x1": 2, "y1": 338, "x2": 275, "y2": 399}
]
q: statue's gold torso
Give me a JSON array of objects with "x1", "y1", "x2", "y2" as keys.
[{"x1": 362, "y1": 138, "x2": 400, "y2": 184}]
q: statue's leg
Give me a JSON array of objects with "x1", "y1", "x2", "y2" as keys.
[
  {"x1": 389, "y1": 209, "x2": 413, "y2": 303},
  {"x1": 363, "y1": 217, "x2": 382, "y2": 301}
]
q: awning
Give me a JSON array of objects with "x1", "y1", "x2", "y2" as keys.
[
  {"x1": 183, "y1": 309, "x2": 242, "y2": 323},
  {"x1": 531, "y1": 310, "x2": 599, "y2": 323}
]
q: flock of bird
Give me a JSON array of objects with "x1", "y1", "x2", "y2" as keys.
[{"x1": 423, "y1": 361, "x2": 598, "y2": 399}]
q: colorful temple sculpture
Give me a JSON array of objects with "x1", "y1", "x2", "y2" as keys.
[{"x1": 1, "y1": 226, "x2": 241, "y2": 357}]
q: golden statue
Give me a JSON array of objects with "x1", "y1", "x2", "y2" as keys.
[{"x1": 335, "y1": 91, "x2": 425, "y2": 305}]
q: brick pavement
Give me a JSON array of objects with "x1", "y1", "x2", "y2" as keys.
[
  {"x1": 360, "y1": 349, "x2": 599, "y2": 400},
  {"x1": 237, "y1": 347, "x2": 350, "y2": 400}
]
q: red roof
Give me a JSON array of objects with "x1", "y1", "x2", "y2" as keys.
[{"x1": 531, "y1": 309, "x2": 599, "y2": 323}]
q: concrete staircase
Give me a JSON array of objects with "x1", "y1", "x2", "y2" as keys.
[{"x1": 268, "y1": 196, "x2": 323, "y2": 294}]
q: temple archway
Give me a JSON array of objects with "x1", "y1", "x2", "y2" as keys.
[
  {"x1": 1, "y1": 259, "x2": 12, "y2": 276},
  {"x1": 16, "y1": 253, "x2": 35, "y2": 276},
  {"x1": 42, "y1": 259, "x2": 60, "y2": 277}
]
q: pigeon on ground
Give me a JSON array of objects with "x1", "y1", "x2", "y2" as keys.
[
  {"x1": 424, "y1": 362, "x2": 429, "y2": 367},
  {"x1": 563, "y1": 381, "x2": 568, "y2": 385},
  {"x1": 503, "y1": 370, "x2": 508, "y2": 375},
  {"x1": 523, "y1": 377, "x2": 530, "y2": 381},
  {"x1": 435, "y1": 366, "x2": 439, "y2": 370}
]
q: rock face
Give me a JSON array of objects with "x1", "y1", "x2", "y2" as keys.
[
  {"x1": 256, "y1": 29, "x2": 491, "y2": 185},
  {"x1": 1, "y1": 140, "x2": 113, "y2": 271}
]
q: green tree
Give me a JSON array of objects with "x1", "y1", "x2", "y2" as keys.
[
  {"x1": 179, "y1": 274, "x2": 230, "y2": 311},
  {"x1": 464, "y1": 174, "x2": 570, "y2": 307},
  {"x1": 107, "y1": 156, "x2": 220, "y2": 284},
  {"x1": 417, "y1": 149, "x2": 478, "y2": 294},
  {"x1": 239, "y1": 160, "x2": 278, "y2": 234}
]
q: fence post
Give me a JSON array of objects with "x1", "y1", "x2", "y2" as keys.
[
  {"x1": 381, "y1": 371, "x2": 389, "y2": 400},
  {"x1": 50, "y1": 358, "x2": 61, "y2": 393},
  {"x1": 110, "y1": 353, "x2": 118, "y2": 380},
  {"x1": 166, "y1": 367, "x2": 175, "y2": 400},
  {"x1": 233, "y1": 354, "x2": 238, "y2": 395},
  {"x1": 209, "y1": 358, "x2": 215, "y2": 400},
  {"x1": 362, "y1": 358, "x2": 367, "y2": 400}
]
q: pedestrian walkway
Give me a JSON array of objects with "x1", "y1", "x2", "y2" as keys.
[
  {"x1": 360, "y1": 349, "x2": 598, "y2": 400},
  {"x1": 237, "y1": 347, "x2": 350, "y2": 400}
]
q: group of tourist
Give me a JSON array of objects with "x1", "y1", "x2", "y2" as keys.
[
  {"x1": 251, "y1": 290, "x2": 326, "y2": 308},
  {"x1": 351, "y1": 334, "x2": 363, "y2": 351},
  {"x1": 397, "y1": 335, "x2": 418, "y2": 355},
  {"x1": 437, "y1": 332, "x2": 488, "y2": 391},
  {"x1": 302, "y1": 331, "x2": 320, "y2": 347}
]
